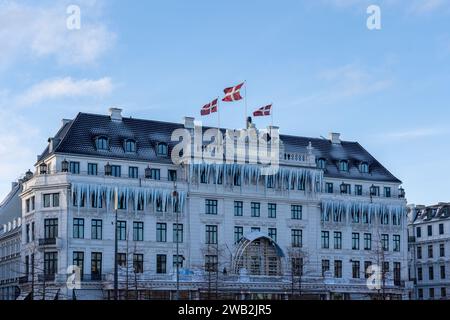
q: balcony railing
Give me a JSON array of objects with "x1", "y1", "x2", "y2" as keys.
[
  {"x1": 38, "y1": 238, "x2": 56, "y2": 246},
  {"x1": 38, "y1": 274, "x2": 56, "y2": 282}
]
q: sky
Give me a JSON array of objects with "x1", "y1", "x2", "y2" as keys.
[{"x1": 0, "y1": 0, "x2": 449, "y2": 205}]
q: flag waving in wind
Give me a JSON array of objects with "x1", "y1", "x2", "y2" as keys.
[
  {"x1": 200, "y1": 99, "x2": 218, "y2": 116},
  {"x1": 222, "y1": 82, "x2": 244, "y2": 102},
  {"x1": 253, "y1": 104, "x2": 272, "y2": 117}
]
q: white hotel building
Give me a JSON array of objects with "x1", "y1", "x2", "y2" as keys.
[{"x1": 18, "y1": 108, "x2": 409, "y2": 300}]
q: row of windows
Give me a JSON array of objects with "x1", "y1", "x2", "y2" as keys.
[
  {"x1": 95, "y1": 137, "x2": 168, "y2": 156},
  {"x1": 321, "y1": 259, "x2": 401, "y2": 282},
  {"x1": 416, "y1": 243, "x2": 446, "y2": 259},
  {"x1": 317, "y1": 159, "x2": 370, "y2": 174},
  {"x1": 324, "y1": 183, "x2": 392, "y2": 197},
  {"x1": 417, "y1": 287, "x2": 447, "y2": 300},
  {"x1": 417, "y1": 265, "x2": 447, "y2": 281},
  {"x1": 416, "y1": 223, "x2": 445, "y2": 238},
  {"x1": 321, "y1": 231, "x2": 401, "y2": 252}
]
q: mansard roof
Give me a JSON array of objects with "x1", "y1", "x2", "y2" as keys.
[{"x1": 38, "y1": 112, "x2": 401, "y2": 183}]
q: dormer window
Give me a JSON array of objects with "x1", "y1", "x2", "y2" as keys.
[
  {"x1": 96, "y1": 137, "x2": 109, "y2": 150},
  {"x1": 317, "y1": 158, "x2": 327, "y2": 169},
  {"x1": 339, "y1": 160, "x2": 349, "y2": 172},
  {"x1": 359, "y1": 162, "x2": 369, "y2": 173},
  {"x1": 157, "y1": 143, "x2": 168, "y2": 156},
  {"x1": 124, "y1": 139, "x2": 136, "y2": 153}
]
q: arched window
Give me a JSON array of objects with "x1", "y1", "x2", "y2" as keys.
[
  {"x1": 157, "y1": 143, "x2": 168, "y2": 156},
  {"x1": 339, "y1": 160, "x2": 349, "y2": 172},
  {"x1": 124, "y1": 139, "x2": 136, "y2": 153},
  {"x1": 95, "y1": 137, "x2": 109, "y2": 150},
  {"x1": 359, "y1": 162, "x2": 369, "y2": 173},
  {"x1": 317, "y1": 158, "x2": 327, "y2": 169}
]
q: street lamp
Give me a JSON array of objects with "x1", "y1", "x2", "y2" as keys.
[
  {"x1": 172, "y1": 184, "x2": 180, "y2": 300},
  {"x1": 105, "y1": 162, "x2": 112, "y2": 176},
  {"x1": 398, "y1": 187, "x2": 405, "y2": 199},
  {"x1": 39, "y1": 162, "x2": 48, "y2": 175},
  {"x1": 340, "y1": 182, "x2": 347, "y2": 194},
  {"x1": 61, "y1": 159, "x2": 69, "y2": 173},
  {"x1": 145, "y1": 166, "x2": 152, "y2": 179},
  {"x1": 370, "y1": 184, "x2": 377, "y2": 203}
]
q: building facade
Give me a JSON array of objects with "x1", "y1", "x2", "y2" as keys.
[
  {"x1": 18, "y1": 108, "x2": 409, "y2": 300},
  {"x1": 408, "y1": 203, "x2": 450, "y2": 300}
]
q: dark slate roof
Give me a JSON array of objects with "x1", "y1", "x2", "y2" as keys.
[
  {"x1": 0, "y1": 183, "x2": 22, "y2": 226},
  {"x1": 39, "y1": 112, "x2": 401, "y2": 183}
]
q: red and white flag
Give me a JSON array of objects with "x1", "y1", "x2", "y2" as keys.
[
  {"x1": 222, "y1": 82, "x2": 244, "y2": 102},
  {"x1": 200, "y1": 99, "x2": 218, "y2": 116},
  {"x1": 253, "y1": 104, "x2": 272, "y2": 117}
]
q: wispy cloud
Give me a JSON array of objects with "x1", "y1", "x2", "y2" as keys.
[
  {"x1": 374, "y1": 127, "x2": 449, "y2": 142},
  {"x1": 408, "y1": 0, "x2": 447, "y2": 14}
]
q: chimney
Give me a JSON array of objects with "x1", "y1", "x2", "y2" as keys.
[
  {"x1": 61, "y1": 119, "x2": 71, "y2": 127},
  {"x1": 109, "y1": 107, "x2": 123, "y2": 121},
  {"x1": 329, "y1": 132, "x2": 341, "y2": 144},
  {"x1": 48, "y1": 137, "x2": 61, "y2": 153},
  {"x1": 246, "y1": 117, "x2": 256, "y2": 129},
  {"x1": 183, "y1": 116, "x2": 195, "y2": 129}
]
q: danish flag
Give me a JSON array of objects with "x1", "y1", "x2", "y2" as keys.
[
  {"x1": 200, "y1": 99, "x2": 218, "y2": 116},
  {"x1": 253, "y1": 104, "x2": 272, "y2": 117},
  {"x1": 222, "y1": 82, "x2": 244, "y2": 102}
]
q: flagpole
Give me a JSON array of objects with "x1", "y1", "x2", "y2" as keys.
[
  {"x1": 271, "y1": 103, "x2": 274, "y2": 127},
  {"x1": 244, "y1": 80, "x2": 248, "y2": 128}
]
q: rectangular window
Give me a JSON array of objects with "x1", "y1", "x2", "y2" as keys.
[
  {"x1": 73, "y1": 252, "x2": 84, "y2": 280},
  {"x1": 352, "y1": 260, "x2": 360, "y2": 279},
  {"x1": 439, "y1": 223, "x2": 444, "y2": 235},
  {"x1": 352, "y1": 233, "x2": 360, "y2": 250},
  {"x1": 91, "y1": 219, "x2": 102, "y2": 240},
  {"x1": 428, "y1": 245, "x2": 433, "y2": 258},
  {"x1": 31, "y1": 196, "x2": 35, "y2": 210},
  {"x1": 394, "y1": 262, "x2": 401, "y2": 286},
  {"x1": 69, "y1": 161, "x2": 80, "y2": 174},
  {"x1": 25, "y1": 256, "x2": 30, "y2": 276},
  {"x1": 73, "y1": 218, "x2": 84, "y2": 239},
  {"x1": 384, "y1": 187, "x2": 391, "y2": 198},
  {"x1": 268, "y1": 228, "x2": 277, "y2": 242},
  {"x1": 44, "y1": 252, "x2": 58, "y2": 276},
  {"x1": 129, "y1": 167, "x2": 139, "y2": 179},
  {"x1": 418, "y1": 288, "x2": 423, "y2": 299},
  {"x1": 326, "y1": 183, "x2": 333, "y2": 194},
  {"x1": 150, "y1": 168, "x2": 160, "y2": 180},
  {"x1": 156, "y1": 223, "x2": 167, "y2": 242},
  {"x1": 334, "y1": 260, "x2": 342, "y2": 278},
  {"x1": 234, "y1": 226, "x2": 243, "y2": 244},
  {"x1": 393, "y1": 235, "x2": 401, "y2": 252},
  {"x1": 117, "y1": 221, "x2": 127, "y2": 241},
  {"x1": 133, "y1": 222, "x2": 144, "y2": 241},
  {"x1": 334, "y1": 232, "x2": 342, "y2": 250},
  {"x1": 168, "y1": 169, "x2": 177, "y2": 182},
  {"x1": 157, "y1": 254, "x2": 167, "y2": 274},
  {"x1": 381, "y1": 234, "x2": 389, "y2": 251},
  {"x1": 364, "y1": 261, "x2": 372, "y2": 279},
  {"x1": 173, "y1": 223, "x2": 183, "y2": 243},
  {"x1": 417, "y1": 246, "x2": 422, "y2": 259},
  {"x1": 418, "y1": 267, "x2": 423, "y2": 281},
  {"x1": 429, "y1": 288, "x2": 434, "y2": 299},
  {"x1": 364, "y1": 233, "x2": 372, "y2": 250},
  {"x1": 111, "y1": 165, "x2": 121, "y2": 177},
  {"x1": 88, "y1": 163, "x2": 98, "y2": 176},
  {"x1": 251, "y1": 202, "x2": 261, "y2": 217},
  {"x1": 429, "y1": 266, "x2": 434, "y2": 280},
  {"x1": 355, "y1": 185, "x2": 363, "y2": 196},
  {"x1": 43, "y1": 194, "x2": 51, "y2": 208},
  {"x1": 371, "y1": 186, "x2": 380, "y2": 197},
  {"x1": 268, "y1": 203, "x2": 277, "y2": 218},
  {"x1": 440, "y1": 243, "x2": 445, "y2": 257},
  {"x1": 321, "y1": 231, "x2": 329, "y2": 249},
  {"x1": 26, "y1": 199, "x2": 30, "y2": 213},
  {"x1": 133, "y1": 254, "x2": 144, "y2": 274},
  {"x1": 44, "y1": 218, "x2": 58, "y2": 239},
  {"x1": 322, "y1": 259, "x2": 330, "y2": 276},
  {"x1": 428, "y1": 225, "x2": 432, "y2": 236},
  {"x1": 205, "y1": 255, "x2": 218, "y2": 272},
  {"x1": 31, "y1": 222, "x2": 35, "y2": 241},
  {"x1": 91, "y1": 252, "x2": 102, "y2": 280},
  {"x1": 440, "y1": 265, "x2": 445, "y2": 279},
  {"x1": 205, "y1": 199, "x2": 218, "y2": 215},
  {"x1": 26, "y1": 224, "x2": 30, "y2": 243},
  {"x1": 291, "y1": 229, "x2": 302, "y2": 247},
  {"x1": 234, "y1": 201, "x2": 243, "y2": 216},
  {"x1": 382, "y1": 262, "x2": 389, "y2": 275},
  {"x1": 416, "y1": 227, "x2": 421, "y2": 238},
  {"x1": 117, "y1": 253, "x2": 127, "y2": 267},
  {"x1": 291, "y1": 258, "x2": 303, "y2": 276},
  {"x1": 206, "y1": 225, "x2": 218, "y2": 244},
  {"x1": 173, "y1": 255, "x2": 184, "y2": 269},
  {"x1": 291, "y1": 205, "x2": 302, "y2": 220},
  {"x1": 441, "y1": 288, "x2": 446, "y2": 298},
  {"x1": 52, "y1": 193, "x2": 59, "y2": 207}
]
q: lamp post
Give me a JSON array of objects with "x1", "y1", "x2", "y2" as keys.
[
  {"x1": 173, "y1": 184, "x2": 179, "y2": 300},
  {"x1": 113, "y1": 189, "x2": 119, "y2": 300}
]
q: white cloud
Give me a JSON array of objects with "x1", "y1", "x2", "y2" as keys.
[
  {"x1": 409, "y1": 0, "x2": 447, "y2": 14},
  {"x1": 0, "y1": 1, "x2": 115, "y2": 68},
  {"x1": 374, "y1": 127, "x2": 448, "y2": 142},
  {"x1": 16, "y1": 77, "x2": 113, "y2": 106}
]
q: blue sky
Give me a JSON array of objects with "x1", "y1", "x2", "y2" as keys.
[{"x1": 0, "y1": 0, "x2": 449, "y2": 205}]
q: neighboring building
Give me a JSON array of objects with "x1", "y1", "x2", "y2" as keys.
[
  {"x1": 408, "y1": 203, "x2": 450, "y2": 300},
  {"x1": 18, "y1": 108, "x2": 408, "y2": 300},
  {"x1": 0, "y1": 181, "x2": 23, "y2": 300}
]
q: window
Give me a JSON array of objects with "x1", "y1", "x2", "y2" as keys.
[
  {"x1": 251, "y1": 202, "x2": 260, "y2": 217},
  {"x1": 440, "y1": 243, "x2": 445, "y2": 257},
  {"x1": 206, "y1": 225, "x2": 218, "y2": 244},
  {"x1": 381, "y1": 234, "x2": 389, "y2": 251},
  {"x1": 31, "y1": 196, "x2": 35, "y2": 211},
  {"x1": 364, "y1": 261, "x2": 372, "y2": 278},
  {"x1": 205, "y1": 255, "x2": 218, "y2": 272},
  {"x1": 234, "y1": 172, "x2": 241, "y2": 186},
  {"x1": 117, "y1": 253, "x2": 127, "y2": 267},
  {"x1": 26, "y1": 224, "x2": 30, "y2": 243},
  {"x1": 150, "y1": 168, "x2": 160, "y2": 180},
  {"x1": 268, "y1": 203, "x2": 277, "y2": 218},
  {"x1": 439, "y1": 223, "x2": 444, "y2": 235},
  {"x1": 168, "y1": 170, "x2": 177, "y2": 182},
  {"x1": 317, "y1": 158, "x2": 327, "y2": 169},
  {"x1": 96, "y1": 137, "x2": 108, "y2": 150},
  {"x1": 417, "y1": 246, "x2": 422, "y2": 259},
  {"x1": 91, "y1": 219, "x2": 102, "y2": 240},
  {"x1": 31, "y1": 222, "x2": 35, "y2": 241},
  {"x1": 416, "y1": 227, "x2": 422, "y2": 238},
  {"x1": 157, "y1": 143, "x2": 168, "y2": 156},
  {"x1": 321, "y1": 231, "x2": 330, "y2": 249},
  {"x1": 418, "y1": 267, "x2": 423, "y2": 281},
  {"x1": 44, "y1": 252, "x2": 58, "y2": 276},
  {"x1": 291, "y1": 205, "x2": 302, "y2": 220},
  {"x1": 393, "y1": 235, "x2": 400, "y2": 252},
  {"x1": 428, "y1": 225, "x2": 432, "y2": 236},
  {"x1": 382, "y1": 262, "x2": 389, "y2": 275},
  {"x1": 73, "y1": 218, "x2": 84, "y2": 239},
  {"x1": 26, "y1": 199, "x2": 30, "y2": 213},
  {"x1": 352, "y1": 261, "x2": 360, "y2": 278},
  {"x1": 173, "y1": 223, "x2": 183, "y2": 243},
  {"x1": 44, "y1": 218, "x2": 58, "y2": 239},
  {"x1": 352, "y1": 233, "x2": 360, "y2": 250},
  {"x1": 53, "y1": 193, "x2": 59, "y2": 207},
  {"x1": 156, "y1": 223, "x2": 167, "y2": 242},
  {"x1": 173, "y1": 255, "x2": 184, "y2": 269},
  {"x1": 291, "y1": 258, "x2": 303, "y2": 276},
  {"x1": 394, "y1": 262, "x2": 401, "y2": 286},
  {"x1": 111, "y1": 165, "x2": 121, "y2": 177},
  {"x1": 429, "y1": 288, "x2": 434, "y2": 299},
  {"x1": 205, "y1": 199, "x2": 218, "y2": 215},
  {"x1": 334, "y1": 260, "x2": 342, "y2": 278},
  {"x1": 339, "y1": 160, "x2": 349, "y2": 172},
  {"x1": 133, "y1": 222, "x2": 144, "y2": 241},
  {"x1": 73, "y1": 252, "x2": 84, "y2": 280},
  {"x1": 325, "y1": 183, "x2": 333, "y2": 194},
  {"x1": 441, "y1": 288, "x2": 446, "y2": 298},
  {"x1": 200, "y1": 171, "x2": 208, "y2": 183},
  {"x1": 291, "y1": 229, "x2": 302, "y2": 247},
  {"x1": 234, "y1": 226, "x2": 243, "y2": 244},
  {"x1": 440, "y1": 265, "x2": 445, "y2": 279},
  {"x1": 69, "y1": 161, "x2": 80, "y2": 174},
  {"x1": 340, "y1": 183, "x2": 351, "y2": 194},
  {"x1": 334, "y1": 232, "x2": 342, "y2": 250},
  {"x1": 133, "y1": 254, "x2": 144, "y2": 273},
  {"x1": 234, "y1": 201, "x2": 243, "y2": 216},
  {"x1": 90, "y1": 252, "x2": 102, "y2": 280},
  {"x1": 384, "y1": 187, "x2": 391, "y2": 198},
  {"x1": 359, "y1": 162, "x2": 369, "y2": 173},
  {"x1": 418, "y1": 288, "x2": 423, "y2": 299},
  {"x1": 129, "y1": 167, "x2": 139, "y2": 179},
  {"x1": 88, "y1": 163, "x2": 98, "y2": 176},
  {"x1": 429, "y1": 266, "x2": 434, "y2": 280},
  {"x1": 268, "y1": 228, "x2": 277, "y2": 242},
  {"x1": 355, "y1": 185, "x2": 363, "y2": 196},
  {"x1": 117, "y1": 221, "x2": 127, "y2": 241},
  {"x1": 428, "y1": 245, "x2": 433, "y2": 258},
  {"x1": 43, "y1": 194, "x2": 51, "y2": 208},
  {"x1": 157, "y1": 254, "x2": 167, "y2": 274},
  {"x1": 364, "y1": 233, "x2": 372, "y2": 250},
  {"x1": 125, "y1": 140, "x2": 136, "y2": 153},
  {"x1": 322, "y1": 260, "x2": 330, "y2": 276}
]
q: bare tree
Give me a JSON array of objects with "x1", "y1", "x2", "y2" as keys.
[{"x1": 287, "y1": 247, "x2": 310, "y2": 299}]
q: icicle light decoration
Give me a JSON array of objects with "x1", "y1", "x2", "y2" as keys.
[
  {"x1": 71, "y1": 183, "x2": 186, "y2": 214},
  {"x1": 188, "y1": 163, "x2": 323, "y2": 193}
]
